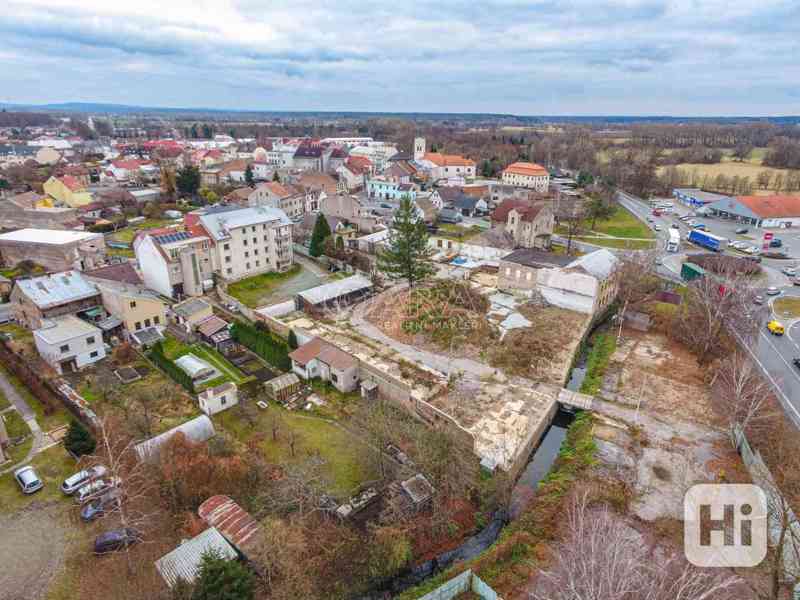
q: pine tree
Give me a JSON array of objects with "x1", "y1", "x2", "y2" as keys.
[
  {"x1": 377, "y1": 195, "x2": 435, "y2": 288},
  {"x1": 309, "y1": 214, "x2": 332, "y2": 257},
  {"x1": 64, "y1": 420, "x2": 96, "y2": 457},
  {"x1": 192, "y1": 549, "x2": 254, "y2": 600},
  {"x1": 272, "y1": 171, "x2": 281, "y2": 182},
  {"x1": 244, "y1": 164, "x2": 254, "y2": 187}
]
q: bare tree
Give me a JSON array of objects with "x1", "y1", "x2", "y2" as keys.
[
  {"x1": 614, "y1": 250, "x2": 662, "y2": 340},
  {"x1": 712, "y1": 352, "x2": 777, "y2": 441},
  {"x1": 532, "y1": 493, "x2": 741, "y2": 600}
]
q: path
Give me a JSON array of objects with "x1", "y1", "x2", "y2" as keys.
[
  {"x1": 0, "y1": 369, "x2": 46, "y2": 475},
  {"x1": 350, "y1": 288, "x2": 496, "y2": 380}
]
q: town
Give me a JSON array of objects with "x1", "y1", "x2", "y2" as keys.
[{"x1": 1, "y1": 6, "x2": 800, "y2": 600}]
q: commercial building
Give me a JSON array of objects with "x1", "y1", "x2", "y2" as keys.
[
  {"x1": 501, "y1": 162, "x2": 550, "y2": 192},
  {"x1": 33, "y1": 315, "x2": 106, "y2": 374},
  {"x1": 705, "y1": 194, "x2": 800, "y2": 228},
  {"x1": 0, "y1": 228, "x2": 107, "y2": 272},
  {"x1": 672, "y1": 188, "x2": 730, "y2": 209},
  {"x1": 10, "y1": 270, "x2": 102, "y2": 329}
]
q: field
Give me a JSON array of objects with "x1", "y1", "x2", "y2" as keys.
[
  {"x1": 0, "y1": 444, "x2": 77, "y2": 515},
  {"x1": 226, "y1": 264, "x2": 304, "y2": 308},
  {"x1": 215, "y1": 406, "x2": 379, "y2": 498},
  {"x1": 773, "y1": 297, "x2": 800, "y2": 319},
  {"x1": 557, "y1": 205, "x2": 654, "y2": 242},
  {"x1": 434, "y1": 223, "x2": 484, "y2": 242},
  {"x1": 659, "y1": 161, "x2": 795, "y2": 192}
]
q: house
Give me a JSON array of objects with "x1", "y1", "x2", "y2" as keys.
[
  {"x1": 33, "y1": 315, "x2": 106, "y2": 374},
  {"x1": 321, "y1": 194, "x2": 382, "y2": 233},
  {"x1": 296, "y1": 275, "x2": 373, "y2": 312},
  {"x1": 438, "y1": 187, "x2": 487, "y2": 215},
  {"x1": 155, "y1": 527, "x2": 238, "y2": 589},
  {"x1": 43, "y1": 175, "x2": 93, "y2": 208},
  {"x1": 289, "y1": 336, "x2": 360, "y2": 393},
  {"x1": 437, "y1": 208, "x2": 463, "y2": 224},
  {"x1": 171, "y1": 297, "x2": 214, "y2": 333},
  {"x1": 10, "y1": 270, "x2": 102, "y2": 329},
  {"x1": 293, "y1": 144, "x2": 324, "y2": 171},
  {"x1": 336, "y1": 157, "x2": 372, "y2": 191},
  {"x1": 326, "y1": 147, "x2": 347, "y2": 174},
  {"x1": 705, "y1": 195, "x2": 800, "y2": 228},
  {"x1": 107, "y1": 159, "x2": 146, "y2": 182},
  {"x1": 501, "y1": 162, "x2": 550, "y2": 192},
  {"x1": 505, "y1": 203, "x2": 555, "y2": 249},
  {"x1": 134, "y1": 228, "x2": 216, "y2": 298},
  {"x1": 83, "y1": 262, "x2": 142, "y2": 286},
  {"x1": 293, "y1": 171, "x2": 339, "y2": 198},
  {"x1": 367, "y1": 177, "x2": 417, "y2": 202},
  {"x1": 537, "y1": 249, "x2": 620, "y2": 316},
  {"x1": 0, "y1": 228, "x2": 107, "y2": 272},
  {"x1": 348, "y1": 142, "x2": 398, "y2": 172},
  {"x1": 412, "y1": 138, "x2": 475, "y2": 180},
  {"x1": 248, "y1": 181, "x2": 308, "y2": 219},
  {"x1": 196, "y1": 315, "x2": 233, "y2": 350},
  {"x1": 134, "y1": 415, "x2": 215, "y2": 461},
  {"x1": 198, "y1": 382, "x2": 238, "y2": 416},
  {"x1": 497, "y1": 249, "x2": 573, "y2": 294},
  {"x1": 86, "y1": 277, "x2": 167, "y2": 339}
]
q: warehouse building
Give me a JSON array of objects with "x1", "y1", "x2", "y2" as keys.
[
  {"x1": 0, "y1": 228, "x2": 107, "y2": 272},
  {"x1": 705, "y1": 195, "x2": 800, "y2": 228}
]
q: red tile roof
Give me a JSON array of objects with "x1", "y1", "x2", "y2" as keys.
[
  {"x1": 423, "y1": 152, "x2": 475, "y2": 168},
  {"x1": 289, "y1": 337, "x2": 357, "y2": 370},
  {"x1": 60, "y1": 174, "x2": 84, "y2": 192},
  {"x1": 345, "y1": 156, "x2": 372, "y2": 175},
  {"x1": 735, "y1": 195, "x2": 800, "y2": 219},
  {"x1": 492, "y1": 198, "x2": 532, "y2": 222},
  {"x1": 503, "y1": 162, "x2": 548, "y2": 177}
]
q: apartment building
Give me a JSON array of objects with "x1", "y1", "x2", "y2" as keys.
[
  {"x1": 248, "y1": 181, "x2": 309, "y2": 219},
  {"x1": 134, "y1": 229, "x2": 216, "y2": 298},
  {"x1": 501, "y1": 162, "x2": 550, "y2": 192}
]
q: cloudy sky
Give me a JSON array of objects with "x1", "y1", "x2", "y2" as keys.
[{"x1": 0, "y1": 0, "x2": 798, "y2": 116}]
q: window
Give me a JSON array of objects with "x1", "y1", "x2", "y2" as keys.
[
  {"x1": 243, "y1": 239, "x2": 248, "y2": 246},
  {"x1": 252, "y1": 237, "x2": 257, "y2": 244},
  {"x1": 90, "y1": 351, "x2": 99, "y2": 358},
  {"x1": 254, "y1": 249, "x2": 258, "y2": 255},
  {"x1": 244, "y1": 251, "x2": 249, "y2": 258},
  {"x1": 252, "y1": 226, "x2": 256, "y2": 232},
  {"x1": 135, "y1": 322, "x2": 142, "y2": 330},
  {"x1": 86, "y1": 336, "x2": 95, "y2": 345},
  {"x1": 220, "y1": 395, "x2": 227, "y2": 405},
  {"x1": 154, "y1": 316, "x2": 160, "y2": 325},
  {"x1": 262, "y1": 224, "x2": 267, "y2": 230},
  {"x1": 246, "y1": 262, "x2": 251, "y2": 270},
  {"x1": 129, "y1": 301, "x2": 136, "y2": 308},
  {"x1": 331, "y1": 373, "x2": 338, "y2": 383},
  {"x1": 224, "y1": 243, "x2": 230, "y2": 250},
  {"x1": 226, "y1": 268, "x2": 233, "y2": 275},
  {"x1": 144, "y1": 318, "x2": 151, "y2": 328},
  {"x1": 264, "y1": 235, "x2": 269, "y2": 242},
  {"x1": 225, "y1": 256, "x2": 231, "y2": 263},
  {"x1": 60, "y1": 344, "x2": 70, "y2": 353},
  {"x1": 255, "y1": 261, "x2": 260, "y2": 267}
]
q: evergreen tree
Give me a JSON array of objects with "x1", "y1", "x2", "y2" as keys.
[
  {"x1": 272, "y1": 171, "x2": 281, "y2": 182},
  {"x1": 244, "y1": 164, "x2": 254, "y2": 187},
  {"x1": 288, "y1": 329, "x2": 298, "y2": 350},
  {"x1": 64, "y1": 420, "x2": 96, "y2": 457},
  {"x1": 377, "y1": 196, "x2": 435, "y2": 288},
  {"x1": 192, "y1": 550, "x2": 254, "y2": 600},
  {"x1": 309, "y1": 214, "x2": 332, "y2": 257},
  {"x1": 176, "y1": 166, "x2": 201, "y2": 197}
]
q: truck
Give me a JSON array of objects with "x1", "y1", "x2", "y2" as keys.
[
  {"x1": 687, "y1": 229, "x2": 727, "y2": 252},
  {"x1": 666, "y1": 228, "x2": 680, "y2": 253},
  {"x1": 681, "y1": 262, "x2": 706, "y2": 282}
]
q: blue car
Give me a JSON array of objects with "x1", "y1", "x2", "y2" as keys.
[{"x1": 94, "y1": 528, "x2": 142, "y2": 554}]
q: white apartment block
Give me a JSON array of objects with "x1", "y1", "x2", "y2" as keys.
[
  {"x1": 501, "y1": 162, "x2": 550, "y2": 192},
  {"x1": 134, "y1": 230, "x2": 216, "y2": 298}
]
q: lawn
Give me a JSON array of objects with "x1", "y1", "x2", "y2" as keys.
[
  {"x1": 0, "y1": 444, "x2": 76, "y2": 515},
  {"x1": 226, "y1": 264, "x2": 302, "y2": 308},
  {"x1": 160, "y1": 334, "x2": 253, "y2": 387},
  {"x1": 435, "y1": 224, "x2": 484, "y2": 242},
  {"x1": 216, "y1": 406, "x2": 379, "y2": 498},
  {"x1": 574, "y1": 237, "x2": 656, "y2": 250},
  {"x1": 110, "y1": 218, "x2": 178, "y2": 244},
  {"x1": 0, "y1": 365, "x2": 71, "y2": 432},
  {"x1": 588, "y1": 206, "x2": 654, "y2": 239},
  {"x1": 0, "y1": 323, "x2": 34, "y2": 344},
  {"x1": 773, "y1": 297, "x2": 800, "y2": 319}
]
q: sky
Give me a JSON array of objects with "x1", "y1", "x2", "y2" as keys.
[{"x1": 0, "y1": 0, "x2": 798, "y2": 116}]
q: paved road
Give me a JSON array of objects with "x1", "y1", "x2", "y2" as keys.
[{"x1": 0, "y1": 369, "x2": 46, "y2": 474}]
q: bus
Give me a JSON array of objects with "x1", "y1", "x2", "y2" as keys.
[{"x1": 666, "y1": 228, "x2": 680, "y2": 252}]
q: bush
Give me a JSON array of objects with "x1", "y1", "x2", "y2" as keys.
[
  {"x1": 230, "y1": 321, "x2": 290, "y2": 371},
  {"x1": 192, "y1": 549, "x2": 254, "y2": 600},
  {"x1": 64, "y1": 420, "x2": 96, "y2": 457}
]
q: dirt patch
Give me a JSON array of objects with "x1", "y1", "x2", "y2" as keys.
[{"x1": 0, "y1": 502, "x2": 68, "y2": 600}]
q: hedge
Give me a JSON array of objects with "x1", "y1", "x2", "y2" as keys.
[
  {"x1": 149, "y1": 340, "x2": 195, "y2": 393},
  {"x1": 230, "y1": 321, "x2": 291, "y2": 371}
]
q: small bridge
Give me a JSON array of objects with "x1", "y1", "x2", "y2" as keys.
[{"x1": 557, "y1": 388, "x2": 594, "y2": 411}]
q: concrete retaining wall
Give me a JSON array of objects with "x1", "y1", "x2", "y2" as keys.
[{"x1": 417, "y1": 570, "x2": 500, "y2": 600}]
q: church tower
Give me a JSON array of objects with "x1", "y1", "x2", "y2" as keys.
[{"x1": 413, "y1": 137, "x2": 426, "y2": 161}]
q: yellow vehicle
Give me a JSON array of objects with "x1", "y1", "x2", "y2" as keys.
[{"x1": 767, "y1": 320, "x2": 785, "y2": 336}]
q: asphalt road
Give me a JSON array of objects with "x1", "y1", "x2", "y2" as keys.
[{"x1": 618, "y1": 190, "x2": 800, "y2": 427}]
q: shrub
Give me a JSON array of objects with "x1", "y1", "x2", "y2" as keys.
[
  {"x1": 230, "y1": 321, "x2": 290, "y2": 371},
  {"x1": 64, "y1": 420, "x2": 96, "y2": 457}
]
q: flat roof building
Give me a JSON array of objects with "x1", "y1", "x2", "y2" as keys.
[{"x1": 0, "y1": 228, "x2": 107, "y2": 272}]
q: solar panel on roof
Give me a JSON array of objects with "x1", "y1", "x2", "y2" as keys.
[{"x1": 153, "y1": 231, "x2": 191, "y2": 244}]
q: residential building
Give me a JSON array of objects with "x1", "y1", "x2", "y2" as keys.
[
  {"x1": 348, "y1": 141, "x2": 398, "y2": 172},
  {"x1": 336, "y1": 157, "x2": 372, "y2": 191},
  {"x1": 43, "y1": 175, "x2": 93, "y2": 208},
  {"x1": 501, "y1": 162, "x2": 550, "y2": 192},
  {"x1": 293, "y1": 171, "x2": 338, "y2": 200},
  {"x1": 505, "y1": 203, "x2": 555, "y2": 249},
  {"x1": 367, "y1": 177, "x2": 417, "y2": 202},
  {"x1": 538, "y1": 249, "x2": 619, "y2": 315},
  {"x1": 705, "y1": 194, "x2": 800, "y2": 228},
  {"x1": 248, "y1": 181, "x2": 309, "y2": 219},
  {"x1": 321, "y1": 194, "x2": 382, "y2": 232},
  {"x1": 171, "y1": 297, "x2": 214, "y2": 333},
  {"x1": 107, "y1": 159, "x2": 146, "y2": 182},
  {"x1": 10, "y1": 270, "x2": 102, "y2": 329},
  {"x1": 412, "y1": 138, "x2": 475, "y2": 180},
  {"x1": 0, "y1": 228, "x2": 107, "y2": 272},
  {"x1": 198, "y1": 382, "x2": 239, "y2": 416},
  {"x1": 198, "y1": 206, "x2": 293, "y2": 281},
  {"x1": 33, "y1": 315, "x2": 106, "y2": 374},
  {"x1": 87, "y1": 277, "x2": 167, "y2": 338},
  {"x1": 497, "y1": 249, "x2": 572, "y2": 294},
  {"x1": 439, "y1": 187, "x2": 487, "y2": 216},
  {"x1": 293, "y1": 144, "x2": 324, "y2": 171},
  {"x1": 289, "y1": 336, "x2": 360, "y2": 393},
  {"x1": 134, "y1": 229, "x2": 215, "y2": 298},
  {"x1": 325, "y1": 147, "x2": 347, "y2": 174}
]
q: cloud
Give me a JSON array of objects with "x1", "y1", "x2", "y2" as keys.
[{"x1": 0, "y1": 0, "x2": 796, "y2": 114}]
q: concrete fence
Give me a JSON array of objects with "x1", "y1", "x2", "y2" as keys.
[{"x1": 417, "y1": 569, "x2": 500, "y2": 600}]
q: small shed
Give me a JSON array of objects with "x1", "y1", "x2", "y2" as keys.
[
  {"x1": 265, "y1": 372, "x2": 302, "y2": 403},
  {"x1": 198, "y1": 495, "x2": 262, "y2": 559},
  {"x1": 198, "y1": 382, "x2": 238, "y2": 416},
  {"x1": 155, "y1": 526, "x2": 238, "y2": 589}
]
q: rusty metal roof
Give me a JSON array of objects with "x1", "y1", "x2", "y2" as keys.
[{"x1": 197, "y1": 495, "x2": 261, "y2": 555}]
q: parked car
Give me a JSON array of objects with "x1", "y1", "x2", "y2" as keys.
[
  {"x1": 680, "y1": 215, "x2": 692, "y2": 221},
  {"x1": 782, "y1": 267, "x2": 797, "y2": 276},
  {"x1": 744, "y1": 246, "x2": 760, "y2": 255},
  {"x1": 753, "y1": 295, "x2": 764, "y2": 305},
  {"x1": 735, "y1": 227, "x2": 749, "y2": 234},
  {"x1": 770, "y1": 238, "x2": 783, "y2": 248},
  {"x1": 94, "y1": 528, "x2": 142, "y2": 554},
  {"x1": 81, "y1": 490, "x2": 121, "y2": 522},
  {"x1": 14, "y1": 466, "x2": 43, "y2": 494},
  {"x1": 62, "y1": 465, "x2": 107, "y2": 495},
  {"x1": 794, "y1": 278, "x2": 800, "y2": 286},
  {"x1": 766, "y1": 286, "x2": 781, "y2": 296},
  {"x1": 75, "y1": 478, "x2": 120, "y2": 505},
  {"x1": 693, "y1": 223, "x2": 707, "y2": 231},
  {"x1": 654, "y1": 224, "x2": 662, "y2": 231}
]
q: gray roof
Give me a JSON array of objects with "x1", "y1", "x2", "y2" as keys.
[
  {"x1": 566, "y1": 248, "x2": 618, "y2": 280},
  {"x1": 172, "y1": 297, "x2": 212, "y2": 319},
  {"x1": 16, "y1": 271, "x2": 99, "y2": 309},
  {"x1": 199, "y1": 206, "x2": 291, "y2": 241},
  {"x1": 297, "y1": 274, "x2": 373, "y2": 305},
  {"x1": 34, "y1": 315, "x2": 101, "y2": 344},
  {"x1": 673, "y1": 188, "x2": 731, "y2": 204},
  {"x1": 175, "y1": 354, "x2": 215, "y2": 379},
  {"x1": 155, "y1": 527, "x2": 237, "y2": 588},
  {"x1": 134, "y1": 415, "x2": 216, "y2": 461}
]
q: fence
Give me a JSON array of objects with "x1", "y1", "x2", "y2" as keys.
[{"x1": 417, "y1": 569, "x2": 500, "y2": 600}]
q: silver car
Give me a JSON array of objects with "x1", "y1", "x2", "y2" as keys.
[
  {"x1": 14, "y1": 466, "x2": 43, "y2": 495},
  {"x1": 75, "y1": 477, "x2": 120, "y2": 505},
  {"x1": 62, "y1": 465, "x2": 107, "y2": 495}
]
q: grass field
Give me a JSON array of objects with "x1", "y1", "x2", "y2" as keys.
[
  {"x1": 226, "y1": 264, "x2": 302, "y2": 308},
  {"x1": 574, "y1": 237, "x2": 656, "y2": 250},
  {"x1": 658, "y1": 157, "x2": 797, "y2": 194},
  {"x1": 0, "y1": 365, "x2": 71, "y2": 432},
  {"x1": 590, "y1": 205, "x2": 655, "y2": 238},
  {"x1": 216, "y1": 407, "x2": 378, "y2": 498},
  {"x1": 435, "y1": 224, "x2": 484, "y2": 242},
  {"x1": 161, "y1": 335, "x2": 253, "y2": 387},
  {"x1": 773, "y1": 297, "x2": 800, "y2": 319},
  {"x1": 0, "y1": 445, "x2": 76, "y2": 515}
]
